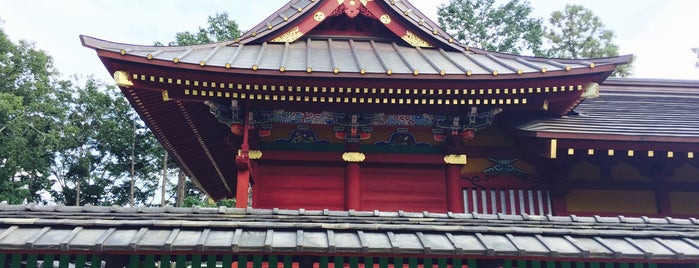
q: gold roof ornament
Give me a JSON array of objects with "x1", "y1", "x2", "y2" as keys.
[
  {"x1": 113, "y1": 71, "x2": 133, "y2": 88},
  {"x1": 271, "y1": 27, "x2": 304, "y2": 43},
  {"x1": 581, "y1": 82, "x2": 600, "y2": 99},
  {"x1": 402, "y1": 31, "x2": 432, "y2": 48}
]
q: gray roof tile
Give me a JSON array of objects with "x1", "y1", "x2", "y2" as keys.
[
  {"x1": 2, "y1": 205, "x2": 699, "y2": 261},
  {"x1": 81, "y1": 36, "x2": 628, "y2": 77}
]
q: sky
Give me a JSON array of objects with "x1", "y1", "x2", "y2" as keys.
[{"x1": 0, "y1": 0, "x2": 697, "y2": 83}]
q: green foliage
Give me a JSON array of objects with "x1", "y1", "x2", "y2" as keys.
[
  {"x1": 156, "y1": 13, "x2": 241, "y2": 46},
  {"x1": 438, "y1": 0, "x2": 544, "y2": 56},
  {"x1": 0, "y1": 26, "x2": 66, "y2": 203},
  {"x1": 544, "y1": 4, "x2": 631, "y2": 77},
  {"x1": 50, "y1": 78, "x2": 163, "y2": 206},
  {"x1": 182, "y1": 196, "x2": 236, "y2": 208}
]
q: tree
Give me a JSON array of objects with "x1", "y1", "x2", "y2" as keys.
[
  {"x1": 51, "y1": 78, "x2": 163, "y2": 206},
  {"x1": 154, "y1": 13, "x2": 244, "y2": 206},
  {"x1": 544, "y1": 4, "x2": 631, "y2": 77},
  {"x1": 156, "y1": 13, "x2": 241, "y2": 46},
  {"x1": 0, "y1": 26, "x2": 68, "y2": 204},
  {"x1": 437, "y1": 0, "x2": 544, "y2": 56}
]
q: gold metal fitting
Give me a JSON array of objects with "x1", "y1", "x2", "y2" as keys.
[{"x1": 342, "y1": 152, "x2": 366, "y2": 163}]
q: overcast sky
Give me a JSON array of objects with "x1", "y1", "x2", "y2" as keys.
[{"x1": 0, "y1": 0, "x2": 697, "y2": 82}]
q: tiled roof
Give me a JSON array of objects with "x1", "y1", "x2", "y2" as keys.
[
  {"x1": 81, "y1": 36, "x2": 629, "y2": 78},
  {"x1": 2, "y1": 204, "x2": 699, "y2": 260},
  {"x1": 239, "y1": 0, "x2": 462, "y2": 51},
  {"x1": 514, "y1": 78, "x2": 699, "y2": 143}
]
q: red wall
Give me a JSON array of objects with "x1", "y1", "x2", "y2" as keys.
[
  {"x1": 360, "y1": 165, "x2": 447, "y2": 212},
  {"x1": 254, "y1": 163, "x2": 345, "y2": 210},
  {"x1": 253, "y1": 162, "x2": 449, "y2": 212}
]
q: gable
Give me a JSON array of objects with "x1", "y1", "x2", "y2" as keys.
[{"x1": 238, "y1": 0, "x2": 464, "y2": 51}]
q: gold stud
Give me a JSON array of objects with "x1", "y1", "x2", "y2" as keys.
[
  {"x1": 517, "y1": 69, "x2": 523, "y2": 75},
  {"x1": 199, "y1": 61, "x2": 206, "y2": 67},
  {"x1": 492, "y1": 70, "x2": 498, "y2": 76},
  {"x1": 360, "y1": 69, "x2": 366, "y2": 75},
  {"x1": 146, "y1": 54, "x2": 153, "y2": 60},
  {"x1": 225, "y1": 63, "x2": 232, "y2": 69},
  {"x1": 333, "y1": 68, "x2": 340, "y2": 74},
  {"x1": 386, "y1": 69, "x2": 392, "y2": 75},
  {"x1": 413, "y1": 70, "x2": 419, "y2": 76},
  {"x1": 120, "y1": 49, "x2": 127, "y2": 55},
  {"x1": 252, "y1": 65, "x2": 259, "y2": 71},
  {"x1": 173, "y1": 58, "x2": 180, "y2": 63},
  {"x1": 541, "y1": 68, "x2": 547, "y2": 73},
  {"x1": 589, "y1": 63, "x2": 596, "y2": 69},
  {"x1": 440, "y1": 70, "x2": 446, "y2": 76},
  {"x1": 306, "y1": 67, "x2": 313, "y2": 73},
  {"x1": 466, "y1": 70, "x2": 473, "y2": 76},
  {"x1": 565, "y1": 66, "x2": 571, "y2": 71},
  {"x1": 279, "y1": 66, "x2": 286, "y2": 72}
]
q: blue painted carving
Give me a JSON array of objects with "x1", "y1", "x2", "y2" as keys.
[
  {"x1": 274, "y1": 125, "x2": 330, "y2": 144},
  {"x1": 463, "y1": 158, "x2": 542, "y2": 188},
  {"x1": 484, "y1": 158, "x2": 525, "y2": 174},
  {"x1": 375, "y1": 128, "x2": 431, "y2": 147},
  {"x1": 373, "y1": 113, "x2": 435, "y2": 126},
  {"x1": 271, "y1": 111, "x2": 335, "y2": 125}
]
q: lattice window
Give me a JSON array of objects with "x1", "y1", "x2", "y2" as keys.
[{"x1": 463, "y1": 188, "x2": 552, "y2": 216}]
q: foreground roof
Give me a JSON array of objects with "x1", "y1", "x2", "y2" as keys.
[{"x1": 2, "y1": 204, "x2": 699, "y2": 262}]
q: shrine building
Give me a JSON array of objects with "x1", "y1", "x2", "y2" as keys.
[{"x1": 2, "y1": 0, "x2": 699, "y2": 267}]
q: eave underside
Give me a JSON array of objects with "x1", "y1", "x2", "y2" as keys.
[{"x1": 122, "y1": 87, "x2": 237, "y2": 199}]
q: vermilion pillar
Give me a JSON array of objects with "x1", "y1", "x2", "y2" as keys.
[
  {"x1": 446, "y1": 164, "x2": 463, "y2": 213},
  {"x1": 444, "y1": 154, "x2": 467, "y2": 213},
  {"x1": 235, "y1": 168, "x2": 250, "y2": 208},
  {"x1": 346, "y1": 163, "x2": 361, "y2": 210},
  {"x1": 343, "y1": 152, "x2": 365, "y2": 211},
  {"x1": 235, "y1": 110, "x2": 253, "y2": 208}
]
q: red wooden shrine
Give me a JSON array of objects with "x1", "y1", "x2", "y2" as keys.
[{"x1": 25, "y1": 0, "x2": 697, "y2": 266}]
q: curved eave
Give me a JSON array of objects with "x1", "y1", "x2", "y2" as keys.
[
  {"x1": 119, "y1": 87, "x2": 237, "y2": 200},
  {"x1": 82, "y1": 35, "x2": 625, "y2": 80},
  {"x1": 514, "y1": 81, "x2": 699, "y2": 153}
]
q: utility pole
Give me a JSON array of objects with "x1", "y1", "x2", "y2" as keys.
[
  {"x1": 161, "y1": 152, "x2": 168, "y2": 207},
  {"x1": 130, "y1": 117, "x2": 136, "y2": 207}
]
